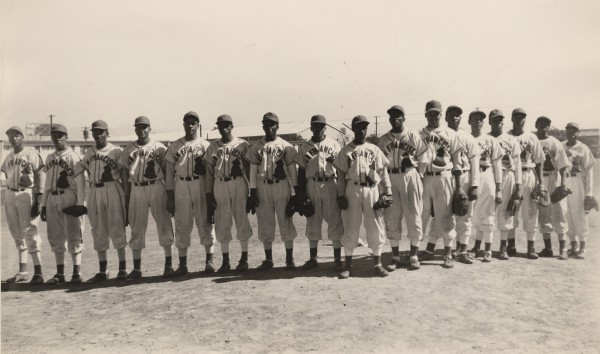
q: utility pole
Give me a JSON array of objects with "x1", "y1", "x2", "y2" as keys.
[
  {"x1": 49, "y1": 114, "x2": 54, "y2": 129},
  {"x1": 374, "y1": 115, "x2": 380, "y2": 136}
]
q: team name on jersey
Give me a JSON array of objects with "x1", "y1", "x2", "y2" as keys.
[
  {"x1": 257, "y1": 146, "x2": 284, "y2": 163},
  {"x1": 6, "y1": 158, "x2": 34, "y2": 170},
  {"x1": 173, "y1": 145, "x2": 205, "y2": 162},
  {"x1": 519, "y1": 141, "x2": 533, "y2": 154},
  {"x1": 306, "y1": 145, "x2": 337, "y2": 158},
  {"x1": 86, "y1": 154, "x2": 118, "y2": 170},
  {"x1": 479, "y1": 143, "x2": 493, "y2": 158},
  {"x1": 216, "y1": 147, "x2": 244, "y2": 160},
  {"x1": 128, "y1": 149, "x2": 163, "y2": 164},
  {"x1": 350, "y1": 149, "x2": 375, "y2": 164},
  {"x1": 499, "y1": 140, "x2": 514, "y2": 156},
  {"x1": 383, "y1": 141, "x2": 416, "y2": 155},
  {"x1": 424, "y1": 134, "x2": 451, "y2": 151},
  {"x1": 45, "y1": 158, "x2": 75, "y2": 176},
  {"x1": 542, "y1": 146, "x2": 554, "y2": 158}
]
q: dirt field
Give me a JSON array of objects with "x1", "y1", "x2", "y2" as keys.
[{"x1": 2, "y1": 170, "x2": 600, "y2": 353}]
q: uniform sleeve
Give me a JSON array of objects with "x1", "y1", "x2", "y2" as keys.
[
  {"x1": 553, "y1": 139, "x2": 571, "y2": 171},
  {"x1": 374, "y1": 146, "x2": 389, "y2": 171},
  {"x1": 294, "y1": 143, "x2": 308, "y2": 168},
  {"x1": 72, "y1": 152, "x2": 86, "y2": 177},
  {"x1": 583, "y1": 145, "x2": 595, "y2": 196},
  {"x1": 118, "y1": 145, "x2": 131, "y2": 169},
  {"x1": 491, "y1": 139, "x2": 503, "y2": 184},
  {"x1": 333, "y1": 146, "x2": 349, "y2": 173},
  {"x1": 377, "y1": 135, "x2": 388, "y2": 155},
  {"x1": 164, "y1": 141, "x2": 177, "y2": 165},
  {"x1": 531, "y1": 137, "x2": 545, "y2": 164},
  {"x1": 283, "y1": 145, "x2": 297, "y2": 166},
  {"x1": 203, "y1": 143, "x2": 216, "y2": 166},
  {"x1": 513, "y1": 140, "x2": 522, "y2": 184},
  {"x1": 413, "y1": 133, "x2": 429, "y2": 174},
  {"x1": 40, "y1": 156, "x2": 52, "y2": 207},
  {"x1": 81, "y1": 149, "x2": 92, "y2": 171},
  {"x1": 583, "y1": 144, "x2": 596, "y2": 169},
  {"x1": 468, "y1": 138, "x2": 481, "y2": 187},
  {"x1": 0, "y1": 155, "x2": 8, "y2": 175},
  {"x1": 244, "y1": 142, "x2": 261, "y2": 165}
]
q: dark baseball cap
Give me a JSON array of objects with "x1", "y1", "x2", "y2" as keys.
[
  {"x1": 310, "y1": 115, "x2": 327, "y2": 125},
  {"x1": 5, "y1": 126, "x2": 24, "y2": 136},
  {"x1": 262, "y1": 112, "x2": 279, "y2": 123},
  {"x1": 91, "y1": 120, "x2": 109, "y2": 130},
  {"x1": 134, "y1": 116, "x2": 151, "y2": 126},
  {"x1": 468, "y1": 110, "x2": 486, "y2": 120},
  {"x1": 351, "y1": 115, "x2": 370, "y2": 126},
  {"x1": 425, "y1": 100, "x2": 442, "y2": 113},
  {"x1": 446, "y1": 105, "x2": 463, "y2": 115},
  {"x1": 565, "y1": 122, "x2": 580, "y2": 131},
  {"x1": 51, "y1": 124, "x2": 68, "y2": 134},
  {"x1": 216, "y1": 114, "x2": 233, "y2": 124},
  {"x1": 183, "y1": 111, "x2": 200, "y2": 122},
  {"x1": 536, "y1": 116, "x2": 551, "y2": 125},
  {"x1": 387, "y1": 105, "x2": 405, "y2": 116},
  {"x1": 489, "y1": 109, "x2": 504, "y2": 120},
  {"x1": 512, "y1": 108, "x2": 527, "y2": 116}
]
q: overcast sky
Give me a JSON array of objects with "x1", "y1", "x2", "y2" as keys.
[{"x1": 1, "y1": 0, "x2": 599, "y2": 138}]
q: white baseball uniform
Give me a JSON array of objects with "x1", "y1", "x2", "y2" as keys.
[
  {"x1": 472, "y1": 134, "x2": 503, "y2": 236},
  {"x1": 42, "y1": 149, "x2": 86, "y2": 254},
  {"x1": 333, "y1": 142, "x2": 391, "y2": 253},
  {"x1": 494, "y1": 133, "x2": 522, "y2": 231},
  {"x1": 82, "y1": 143, "x2": 127, "y2": 252},
  {"x1": 1, "y1": 147, "x2": 44, "y2": 253},
  {"x1": 538, "y1": 136, "x2": 571, "y2": 235},
  {"x1": 119, "y1": 139, "x2": 174, "y2": 250},
  {"x1": 245, "y1": 137, "x2": 298, "y2": 243},
  {"x1": 377, "y1": 130, "x2": 428, "y2": 245},
  {"x1": 563, "y1": 140, "x2": 595, "y2": 242},
  {"x1": 296, "y1": 136, "x2": 343, "y2": 241},
  {"x1": 204, "y1": 137, "x2": 252, "y2": 242},
  {"x1": 509, "y1": 131, "x2": 545, "y2": 234}
]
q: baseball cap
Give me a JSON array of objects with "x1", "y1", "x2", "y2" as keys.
[
  {"x1": 310, "y1": 115, "x2": 327, "y2": 124},
  {"x1": 351, "y1": 115, "x2": 370, "y2": 126},
  {"x1": 91, "y1": 120, "x2": 109, "y2": 130},
  {"x1": 51, "y1": 124, "x2": 68, "y2": 134},
  {"x1": 468, "y1": 110, "x2": 486, "y2": 120},
  {"x1": 134, "y1": 116, "x2": 151, "y2": 126},
  {"x1": 425, "y1": 100, "x2": 442, "y2": 113},
  {"x1": 216, "y1": 114, "x2": 233, "y2": 124},
  {"x1": 387, "y1": 105, "x2": 405, "y2": 116},
  {"x1": 446, "y1": 105, "x2": 463, "y2": 115},
  {"x1": 183, "y1": 111, "x2": 200, "y2": 122},
  {"x1": 489, "y1": 109, "x2": 504, "y2": 120},
  {"x1": 536, "y1": 116, "x2": 551, "y2": 125},
  {"x1": 5, "y1": 126, "x2": 24, "y2": 136},
  {"x1": 565, "y1": 122, "x2": 580, "y2": 131},
  {"x1": 512, "y1": 108, "x2": 527, "y2": 116},
  {"x1": 262, "y1": 112, "x2": 279, "y2": 123}
]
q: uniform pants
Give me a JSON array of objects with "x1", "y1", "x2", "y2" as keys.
[
  {"x1": 214, "y1": 178, "x2": 252, "y2": 242},
  {"x1": 539, "y1": 172, "x2": 568, "y2": 235},
  {"x1": 129, "y1": 182, "x2": 174, "y2": 250},
  {"x1": 455, "y1": 171, "x2": 474, "y2": 245},
  {"x1": 341, "y1": 182, "x2": 385, "y2": 255},
  {"x1": 46, "y1": 189, "x2": 84, "y2": 254},
  {"x1": 88, "y1": 182, "x2": 127, "y2": 251},
  {"x1": 473, "y1": 168, "x2": 496, "y2": 233},
  {"x1": 496, "y1": 170, "x2": 516, "y2": 231},
  {"x1": 422, "y1": 171, "x2": 455, "y2": 246},
  {"x1": 256, "y1": 177, "x2": 297, "y2": 243},
  {"x1": 5, "y1": 189, "x2": 41, "y2": 253},
  {"x1": 384, "y1": 168, "x2": 423, "y2": 245},
  {"x1": 565, "y1": 173, "x2": 587, "y2": 242},
  {"x1": 514, "y1": 169, "x2": 539, "y2": 233},
  {"x1": 305, "y1": 178, "x2": 343, "y2": 241}
]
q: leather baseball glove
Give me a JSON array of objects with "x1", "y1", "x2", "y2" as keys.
[
  {"x1": 285, "y1": 195, "x2": 298, "y2": 217},
  {"x1": 531, "y1": 185, "x2": 549, "y2": 207},
  {"x1": 452, "y1": 190, "x2": 469, "y2": 216},
  {"x1": 550, "y1": 185, "x2": 572, "y2": 204},
  {"x1": 373, "y1": 194, "x2": 392, "y2": 210},
  {"x1": 584, "y1": 195, "x2": 599, "y2": 214},
  {"x1": 62, "y1": 205, "x2": 88, "y2": 217},
  {"x1": 246, "y1": 192, "x2": 258, "y2": 215},
  {"x1": 299, "y1": 197, "x2": 315, "y2": 218}
]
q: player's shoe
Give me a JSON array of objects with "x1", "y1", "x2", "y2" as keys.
[
  {"x1": 6, "y1": 272, "x2": 28, "y2": 283},
  {"x1": 46, "y1": 274, "x2": 66, "y2": 284},
  {"x1": 29, "y1": 274, "x2": 44, "y2": 285},
  {"x1": 408, "y1": 257, "x2": 421, "y2": 270},
  {"x1": 301, "y1": 258, "x2": 318, "y2": 270},
  {"x1": 567, "y1": 249, "x2": 578, "y2": 258},
  {"x1": 116, "y1": 270, "x2": 128, "y2": 280},
  {"x1": 457, "y1": 253, "x2": 473, "y2": 265},
  {"x1": 575, "y1": 249, "x2": 586, "y2": 259},
  {"x1": 418, "y1": 250, "x2": 435, "y2": 262},
  {"x1": 386, "y1": 257, "x2": 401, "y2": 272},
  {"x1": 334, "y1": 259, "x2": 345, "y2": 272},
  {"x1": 256, "y1": 260, "x2": 274, "y2": 271},
  {"x1": 558, "y1": 249, "x2": 568, "y2": 260},
  {"x1": 374, "y1": 265, "x2": 389, "y2": 277},
  {"x1": 498, "y1": 247, "x2": 509, "y2": 260},
  {"x1": 162, "y1": 266, "x2": 175, "y2": 278},
  {"x1": 482, "y1": 251, "x2": 492, "y2": 262},
  {"x1": 339, "y1": 266, "x2": 353, "y2": 279},
  {"x1": 86, "y1": 272, "x2": 109, "y2": 284},
  {"x1": 126, "y1": 269, "x2": 142, "y2": 280},
  {"x1": 469, "y1": 248, "x2": 484, "y2": 258},
  {"x1": 527, "y1": 248, "x2": 539, "y2": 260},
  {"x1": 236, "y1": 260, "x2": 249, "y2": 272},
  {"x1": 286, "y1": 260, "x2": 296, "y2": 270},
  {"x1": 538, "y1": 248, "x2": 554, "y2": 257},
  {"x1": 442, "y1": 256, "x2": 454, "y2": 269},
  {"x1": 506, "y1": 245, "x2": 517, "y2": 257},
  {"x1": 173, "y1": 265, "x2": 189, "y2": 276},
  {"x1": 217, "y1": 263, "x2": 230, "y2": 274},
  {"x1": 71, "y1": 273, "x2": 82, "y2": 284},
  {"x1": 451, "y1": 249, "x2": 460, "y2": 259},
  {"x1": 204, "y1": 261, "x2": 216, "y2": 274}
]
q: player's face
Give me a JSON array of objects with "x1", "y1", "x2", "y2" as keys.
[
  {"x1": 425, "y1": 111, "x2": 441, "y2": 128},
  {"x1": 7, "y1": 132, "x2": 24, "y2": 150},
  {"x1": 445, "y1": 111, "x2": 461, "y2": 130},
  {"x1": 388, "y1": 113, "x2": 405, "y2": 131},
  {"x1": 217, "y1": 122, "x2": 233, "y2": 137},
  {"x1": 352, "y1": 122, "x2": 369, "y2": 142},
  {"x1": 91, "y1": 128, "x2": 108, "y2": 147},
  {"x1": 469, "y1": 116, "x2": 484, "y2": 132},
  {"x1": 262, "y1": 120, "x2": 278, "y2": 138},
  {"x1": 183, "y1": 118, "x2": 199, "y2": 136},
  {"x1": 135, "y1": 124, "x2": 151, "y2": 140},
  {"x1": 512, "y1": 114, "x2": 526, "y2": 130},
  {"x1": 310, "y1": 123, "x2": 326, "y2": 139},
  {"x1": 565, "y1": 127, "x2": 579, "y2": 141},
  {"x1": 535, "y1": 121, "x2": 550, "y2": 135},
  {"x1": 489, "y1": 117, "x2": 504, "y2": 133},
  {"x1": 51, "y1": 132, "x2": 68, "y2": 150}
]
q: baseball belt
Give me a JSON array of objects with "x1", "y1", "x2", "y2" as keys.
[
  {"x1": 312, "y1": 176, "x2": 333, "y2": 181},
  {"x1": 178, "y1": 176, "x2": 200, "y2": 181},
  {"x1": 354, "y1": 181, "x2": 375, "y2": 187},
  {"x1": 9, "y1": 187, "x2": 26, "y2": 192},
  {"x1": 133, "y1": 180, "x2": 157, "y2": 186},
  {"x1": 51, "y1": 190, "x2": 65, "y2": 195},
  {"x1": 480, "y1": 166, "x2": 489, "y2": 172},
  {"x1": 388, "y1": 167, "x2": 410, "y2": 174}
]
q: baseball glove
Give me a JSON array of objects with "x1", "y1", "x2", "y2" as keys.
[
  {"x1": 531, "y1": 187, "x2": 549, "y2": 208},
  {"x1": 285, "y1": 196, "x2": 298, "y2": 217},
  {"x1": 337, "y1": 196, "x2": 348, "y2": 210},
  {"x1": 452, "y1": 191, "x2": 469, "y2": 216},
  {"x1": 299, "y1": 197, "x2": 315, "y2": 218},
  {"x1": 246, "y1": 195, "x2": 258, "y2": 215},
  {"x1": 584, "y1": 196, "x2": 599, "y2": 214},
  {"x1": 373, "y1": 194, "x2": 392, "y2": 210},
  {"x1": 30, "y1": 201, "x2": 40, "y2": 218},
  {"x1": 506, "y1": 198, "x2": 521, "y2": 217},
  {"x1": 62, "y1": 205, "x2": 88, "y2": 217},
  {"x1": 550, "y1": 186, "x2": 572, "y2": 204}
]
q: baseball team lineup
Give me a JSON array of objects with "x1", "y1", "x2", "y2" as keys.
[{"x1": 3, "y1": 99, "x2": 598, "y2": 285}]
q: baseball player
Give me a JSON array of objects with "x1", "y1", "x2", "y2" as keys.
[
  {"x1": 377, "y1": 106, "x2": 428, "y2": 271},
  {"x1": 118, "y1": 116, "x2": 175, "y2": 279},
  {"x1": 507, "y1": 108, "x2": 545, "y2": 259},
  {"x1": 245, "y1": 112, "x2": 299, "y2": 270},
  {"x1": 445, "y1": 105, "x2": 481, "y2": 265},
  {"x1": 82, "y1": 120, "x2": 128, "y2": 283},
  {"x1": 467, "y1": 110, "x2": 503, "y2": 262},
  {"x1": 296, "y1": 115, "x2": 344, "y2": 271},
  {"x1": 333, "y1": 115, "x2": 392, "y2": 279},
  {"x1": 40, "y1": 124, "x2": 86, "y2": 284},
  {"x1": 2, "y1": 126, "x2": 45, "y2": 284},
  {"x1": 204, "y1": 114, "x2": 253, "y2": 273},
  {"x1": 563, "y1": 122, "x2": 595, "y2": 259},
  {"x1": 535, "y1": 116, "x2": 572, "y2": 260},
  {"x1": 418, "y1": 100, "x2": 463, "y2": 269},
  {"x1": 165, "y1": 111, "x2": 215, "y2": 275},
  {"x1": 487, "y1": 109, "x2": 523, "y2": 260}
]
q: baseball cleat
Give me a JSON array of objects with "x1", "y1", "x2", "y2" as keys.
[
  {"x1": 173, "y1": 265, "x2": 189, "y2": 276},
  {"x1": 457, "y1": 253, "x2": 473, "y2": 264},
  {"x1": 236, "y1": 260, "x2": 249, "y2": 272},
  {"x1": 29, "y1": 274, "x2": 44, "y2": 285},
  {"x1": 162, "y1": 266, "x2": 175, "y2": 278},
  {"x1": 442, "y1": 256, "x2": 454, "y2": 268},
  {"x1": 558, "y1": 249, "x2": 568, "y2": 260},
  {"x1": 374, "y1": 265, "x2": 389, "y2": 277},
  {"x1": 498, "y1": 248, "x2": 509, "y2": 260},
  {"x1": 575, "y1": 249, "x2": 586, "y2": 259},
  {"x1": 6, "y1": 272, "x2": 28, "y2": 283},
  {"x1": 116, "y1": 270, "x2": 128, "y2": 280},
  {"x1": 204, "y1": 261, "x2": 216, "y2": 273},
  {"x1": 301, "y1": 258, "x2": 318, "y2": 270},
  {"x1": 506, "y1": 245, "x2": 517, "y2": 257},
  {"x1": 86, "y1": 272, "x2": 109, "y2": 284},
  {"x1": 527, "y1": 248, "x2": 539, "y2": 260},
  {"x1": 217, "y1": 263, "x2": 230, "y2": 274},
  {"x1": 71, "y1": 273, "x2": 82, "y2": 284},
  {"x1": 46, "y1": 274, "x2": 66, "y2": 284},
  {"x1": 286, "y1": 260, "x2": 296, "y2": 270},
  {"x1": 256, "y1": 260, "x2": 274, "y2": 271},
  {"x1": 408, "y1": 257, "x2": 421, "y2": 270},
  {"x1": 418, "y1": 250, "x2": 435, "y2": 262},
  {"x1": 537, "y1": 248, "x2": 554, "y2": 257},
  {"x1": 386, "y1": 260, "x2": 397, "y2": 272},
  {"x1": 126, "y1": 269, "x2": 142, "y2": 280},
  {"x1": 339, "y1": 266, "x2": 352, "y2": 279},
  {"x1": 469, "y1": 248, "x2": 483, "y2": 258},
  {"x1": 567, "y1": 249, "x2": 578, "y2": 258},
  {"x1": 482, "y1": 251, "x2": 492, "y2": 262},
  {"x1": 333, "y1": 259, "x2": 345, "y2": 272}
]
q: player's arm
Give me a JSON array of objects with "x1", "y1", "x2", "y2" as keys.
[
  {"x1": 378, "y1": 167, "x2": 392, "y2": 198},
  {"x1": 33, "y1": 166, "x2": 46, "y2": 205},
  {"x1": 297, "y1": 167, "x2": 307, "y2": 199},
  {"x1": 75, "y1": 170, "x2": 86, "y2": 206},
  {"x1": 165, "y1": 162, "x2": 175, "y2": 216},
  {"x1": 492, "y1": 146, "x2": 503, "y2": 204},
  {"x1": 119, "y1": 167, "x2": 131, "y2": 208},
  {"x1": 205, "y1": 163, "x2": 215, "y2": 194},
  {"x1": 584, "y1": 163, "x2": 594, "y2": 196}
]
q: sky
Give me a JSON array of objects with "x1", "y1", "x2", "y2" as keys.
[{"x1": 1, "y1": 0, "x2": 599, "y2": 139}]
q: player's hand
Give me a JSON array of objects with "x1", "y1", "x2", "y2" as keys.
[
  {"x1": 246, "y1": 189, "x2": 258, "y2": 214},
  {"x1": 467, "y1": 186, "x2": 478, "y2": 201},
  {"x1": 337, "y1": 196, "x2": 348, "y2": 210},
  {"x1": 495, "y1": 191, "x2": 503, "y2": 205},
  {"x1": 31, "y1": 201, "x2": 40, "y2": 218},
  {"x1": 166, "y1": 197, "x2": 175, "y2": 217},
  {"x1": 40, "y1": 206, "x2": 47, "y2": 222}
]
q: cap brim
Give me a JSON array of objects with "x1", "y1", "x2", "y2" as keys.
[{"x1": 426, "y1": 109, "x2": 442, "y2": 113}]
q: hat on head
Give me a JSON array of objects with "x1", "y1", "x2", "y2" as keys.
[
  {"x1": 446, "y1": 105, "x2": 463, "y2": 115},
  {"x1": 134, "y1": 116, "x2": 151, "y2": 126},
  {"x1": 262, "y1": 112, "x2": 279, "y2": 123},
  {"x1": 489, "y1": 109, "x2": 504, "y2": 120},
  {"x1": 387, "y1": 105, "x2": 405, "y2": 116},
  {"x1": 50, "y1": 124, "x2": 68, "y2": 134},
  {"x1": 512, "y1": 108, "x2": 527, "y2": 116},
  {"x1": 5, "y1": 126, "x2": 24, "y2": 136},
  {"x1": 183, "y1": 111, "x2": 200, "y2": 122},
  {"x1": 565, "y1": 122, "x2": 580, "y2": 131},
  {"x1": 91, "y1": 120, "x2": 108, "y2": 131},
  {"x1": 216, "y1": 114, "x2": 233, "y2": 124},
  {"x1": 468, "y1": 110, "x2": 486, "y2": 120},
  {"x1": 536, "y1": 116, "x2": 551, "y2": 125},
  {"x1": 425, "y1": 100, "x2": 442, "y2": 113},
  {"x1": 310, "y1": 115, "x2": 327, "y2": 124},
  {"x1": 351, "y1": 115, "x2": 369, "y2": 126}
]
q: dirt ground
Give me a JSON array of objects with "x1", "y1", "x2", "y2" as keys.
[{"x1": 2, "y1": 170, "x2": 600, "y2": 353}]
